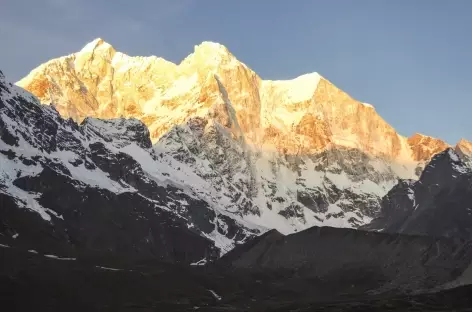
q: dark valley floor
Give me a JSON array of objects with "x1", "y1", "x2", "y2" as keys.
[{"x1": 2, "y1": 224, "x2": 472, "y2": 312}]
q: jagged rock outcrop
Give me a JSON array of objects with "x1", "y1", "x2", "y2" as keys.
[{"x1": 364, "y1": 148, "x2": 472, "y2": 239}]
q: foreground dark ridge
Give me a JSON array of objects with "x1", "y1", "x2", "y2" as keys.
[
  {"x1": 2, "y1": 223, "x2": 472, "y2": 311},
  {"x1": 221, "y1": 225, "x2": 472, "y2": 294}
]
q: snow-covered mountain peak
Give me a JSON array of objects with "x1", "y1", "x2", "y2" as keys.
[
  {"x1": 15, "y1": 37, "x2": 440, "y2": 161},
  {"x1": 420, "y1": 148, "x2": 470, "y2": 182},
  {"x1": 262, "y1": 72, "x2": 322, "y2": 104},
  {"x1": 76, "y1": 38, "x2": 117, "y2": 65},
  {"x1": 180, "y1": 41, "x2": 240, "y2": 71},
  {"x1": 193, "y1": 41, "x2": 231, "y2": 55},
  {"x1": 79, "y1": 38, "x2": 112, "y2": 53},
  {"x1": 11, "y1": 38, "x2": 464, "y2": 165}
]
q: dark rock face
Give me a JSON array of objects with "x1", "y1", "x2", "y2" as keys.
[
  {"x1": 362, "y1": 179, "x2": 417, "y2": 233},
  {"x1": 364, "y1": 148, "x2": 472, "y2": 240},
  {"x1": 0, "y1": 70, "x2": 258, "y2": 262}
]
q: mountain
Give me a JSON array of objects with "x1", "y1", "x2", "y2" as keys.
[
  {"x1": 4, "y1": 37, "x2": 472, "y2": 312},
  {"x1": 15, "y1": 38, "x2": 469, "y2": 235},
  {"x1": 0, "y1": 69, "x2": 262, "y2": 260},
  {"x1": 364, "y1": 148, "x2": 472, "y2": 239}
]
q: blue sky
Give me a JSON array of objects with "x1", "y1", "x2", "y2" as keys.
[{"x1": 1, "y1": 0, "x2": 471, "y2": 144}]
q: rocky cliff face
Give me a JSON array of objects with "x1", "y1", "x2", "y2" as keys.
[
  {"x1": 364, "y1": 148, "x2": 472, "y2": 239},
  {"x1": 13, "y1": 38, "x2": 470, "y2": 234}
]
